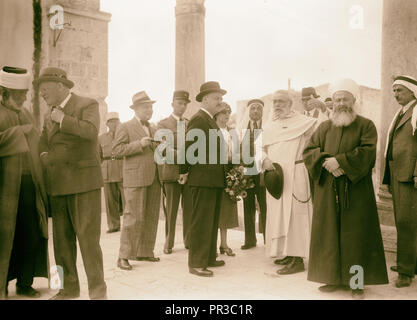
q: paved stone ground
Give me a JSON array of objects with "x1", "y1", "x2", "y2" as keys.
[{"x1": 6, "y1": 213, "x2": 417, "y2": 300}]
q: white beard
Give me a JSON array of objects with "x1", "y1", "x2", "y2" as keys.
[{"x1": 330, "y1": 110, "x2": 357, "y2": 127}]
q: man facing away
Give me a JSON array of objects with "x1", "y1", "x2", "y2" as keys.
[
  {"x1": 179, "y1": 81, "x2": 227, "y2": 277},
  {"x1": 37, "y1": 67, "x2": 107, "y2": 300},
  {"x1": 114, "y1": 91, "x2": 161, "y2": 271},
  {"x1": 262, "y1": 90, "x2": 317, "y2": 275},
  {"x1": 382, "y1": 75, "x2": 417, "y2": 288},
  {"x1": 303, "y1": 78, "x2": 388, "y2": 299},
  {"x1": 0, "y1": 66, "x2": 48, "y2": 299},
  {"x1": 99, "y1": 112, "x2": 125, "y2": 233},
  {"x1": 157, "y1": 90, "x2": 192, "y2": 254}
]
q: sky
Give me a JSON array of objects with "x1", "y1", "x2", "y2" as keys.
[{"x1": 101, "y1": 0, "x2": 383, "y2": 122}]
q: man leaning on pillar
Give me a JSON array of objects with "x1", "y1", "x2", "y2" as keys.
[{"x1": 382, "y1": 75, "x2": 417, "y2": 288}]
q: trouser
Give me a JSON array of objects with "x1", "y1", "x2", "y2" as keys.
[
  {"x1": 243, "y1": 174, "x2": 267, "y2": 245},
  {"x1": 50, "y1": 189, "x2": 107, "y2": 299},
  {"x1": 188, "y1": 187, "x2": 222, "y2": 268},
  {"x1": 104, "y1": 181, "x2": 124, "y2": 230},
  {"x1": 390, "y1": 164, "x2": 417, "y2": 277},
  {"x1": 8, "y1": 175, "x2": 42, "y2": 287},
  {"x1": 162, "y1": 181, "x2": 192, "y2": 250},
  {"x1": 119, "y1": 177, "x2": 161, "y2": 259}
]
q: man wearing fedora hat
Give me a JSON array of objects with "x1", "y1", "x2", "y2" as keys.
[
  {"x1": 262, "y1": 90, "x2": 317, "y2": 275},
  {"x1": 99, "y1": 112, "x2": 125, "y2": 234},
  {"x1": 113, "y1": 91, "x2": 161, "y2": 271},
  {"x1": 301, "y1": 87, "x2": 321, "y2": 119},
  {"x1": 0, "y1": 66, "x2": 49, "y2": 299},
  {"x1": 157, "y1": 90, "x2": 192, "y2": 254},
  {"x1": 179, "y1": 81, "x2": 227, "y2": 277},
  {"x1": 36, "y1": 67, "x2": 107, "y2": 300}
]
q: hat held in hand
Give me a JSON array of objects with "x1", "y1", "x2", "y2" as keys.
[{"x1": 264, "y1": 162, "x2": 284, "y2": 200}]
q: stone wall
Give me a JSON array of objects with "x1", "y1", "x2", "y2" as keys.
[{"x1": 39, "y1": 0, "x2": 111, "y2": 133}]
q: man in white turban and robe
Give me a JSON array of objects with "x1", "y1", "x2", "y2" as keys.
[
  {"x1": 262, "y1": 90, "x2": 317, "y2": 275},
  {"x1": 303, "y1": 78, "x2": 388, "y2": 299}
]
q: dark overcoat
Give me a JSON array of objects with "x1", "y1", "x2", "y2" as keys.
[{"x1": 303, "y1": 115, "x2": 388, "y2": 286}]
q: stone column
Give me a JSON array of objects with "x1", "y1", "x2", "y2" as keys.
[
  {"x1": 175, "y1": 0, "x2": 206, "y2": 118},
  {"x1": 377, "y1": 0, "x2": 417, "y2": 251}
]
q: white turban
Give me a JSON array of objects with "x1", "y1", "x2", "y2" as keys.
[
  {"x1": 329, "y1": 78, "x2": 360, "y2": 100},
  {"x1": 393, "y1": 75, "x2": 417, "y2": 135},
  {"x1": 0, "y1": 68, "x2": 31, "y2": 90}
]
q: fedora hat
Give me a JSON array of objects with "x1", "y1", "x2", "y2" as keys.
[
  {"x1": 106, "y1": 112, "x2": 120, "y2": 122},
  {"x1": 196, "y1": 81, "x2": 227, "y2": 102},
  {"x1": 173, "y1": 90, "x2": 190, "y2": 103},
  {"x1": 264, "y1": 162, "x2": 284, "y2": 200},
  {"x1": 33, "y1": 67, "x2": 74, "y2": 89},
  {"x1": 301, "y1": 87, "x2": 320, "y2": 100},
  {"x1": 130, "y1": 91, "x2": 156, "y2": 109}
]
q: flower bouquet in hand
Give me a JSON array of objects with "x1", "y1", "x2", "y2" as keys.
[{"x1": 225, "y1": 165, "x2": 255, "y2": 202}]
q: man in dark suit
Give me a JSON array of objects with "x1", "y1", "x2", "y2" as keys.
[
  {"x1": 241, "y1": 99, "x2": 267, "y2": 250},
  {"x1": 99, "y1": 112, "x2": 125, "y2": 233},
  {"x1": 36, "y1": 67, "x2": 107, "y2": 300},
  {"x1": 157, "y1": 91, "x2": 192, "y2": 254},
  {"x1": 113, "y1": 91, "x2": 161, "y2": 271},
  {"x1": 382, "y1": 75, "x2": 417, "y2": 288},
  {"x1": 302, "y1": 87, "x2": 320, "y2": 118},
  {"x1": 179, "y1": 81, "x2": 227, "y2": 277}
]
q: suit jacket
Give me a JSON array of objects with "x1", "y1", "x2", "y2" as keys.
[
  {"x1": 157, "y1": 115, "x2": 188, "y2": 182},
  {"x1": 383, "y1": 100, "x2": 417, "y2": 184},
  {"x1": 179, "y1": 109, "x2": 225, "y2": 188},
  {"x1": 39, "y1": 93, "x2": 103, "y2": 196},
  {"x1": 112, "y1": 117, "x2": 158, "y2": 188},
  {"x1": 99, "y1": 131, "x2": 123, "y2": 183}
]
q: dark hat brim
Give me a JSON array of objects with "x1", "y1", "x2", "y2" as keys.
[
  {"x1": 196, "y1": 88, "x2": 227, "y2": 102},
  {"x1": 173, "y1": 97, "x2": 191, "y2": 104},
  {"x1": 264, "y1": 162, "x2": 284, "y2": 200},
  {"x1": 33, "y1": 76, "x2": 74, "y2": 89}
]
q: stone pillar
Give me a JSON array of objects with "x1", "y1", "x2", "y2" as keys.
[
  {"x1": 175, "y1": 0, "x2": 206, "y2": 118},
  {"x1": 41, "y1": 0, "x2": 111, "y2": 133},
  {"x1": 377, "y1": 0, "x2": 417, "y2": 251}
]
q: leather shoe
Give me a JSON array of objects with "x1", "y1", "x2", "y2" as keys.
[
  {"x1": 49, "y1": 290, "x2": 80, "y2": 300},
  {"x1": 136, "y1": 257, "x2": 160, "y2": 262},
  {"x1": 276, "y1": 257, "x2": 305, "y2": 275},
  {"x1": 189, "y1": 267, "x2": 213, "y2": 277},
  {"x1": 351, "y1": 289, "x2": 365, "y2": 300},
  {"x1": 164, "y1": 248, "x2": 172, "y2": 254},
  {"x1": 395, "y1": 274, "x2": 412, "y2": 288},
  {"x1": 274, "y1": 256, "x2": 292, "y2": 265},
  {"x1": 318, "y1": 284, "x2": 340, "y2": 293},
  {"x1": 241, "y1": 244, "x2": 256, "y2": 250},
  {"x1": 16, "y1": 286, "x2": 41, "y2": 298},
  {"x1": 208, "y1": 260, "x2": 225, "y2": 267},
  {"x1": 117, "y1": 258, "x2": 132, "y2": 270},
  {"x1": 106, "y1": 228, "x2": 120, "y2": 233}
]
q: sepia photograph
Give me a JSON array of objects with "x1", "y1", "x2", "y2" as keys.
[{"x1": 0, "y1": 0, "x2": 416, "y2": 308}]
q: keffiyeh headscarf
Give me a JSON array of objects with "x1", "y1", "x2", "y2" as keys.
[{"x1": 393, "y1": 75, "x2": 417, "y2": 135}]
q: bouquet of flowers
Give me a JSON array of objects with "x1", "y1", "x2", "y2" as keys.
[{"x1": 225, "y1": 166, "x2": 255, "y2": 202}]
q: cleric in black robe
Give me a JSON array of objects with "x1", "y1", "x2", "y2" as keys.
[{"x1": 303, "y1": 79, "x2": 388, "y2": 299}]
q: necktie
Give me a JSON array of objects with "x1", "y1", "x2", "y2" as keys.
[
  {"x1": 141, "y1": 120, "x2": 150, "y2": 127},
  {"x1": 253, "y1": 121, "x2": 259, "y2": 130}
]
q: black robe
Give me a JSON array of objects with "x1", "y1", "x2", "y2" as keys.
[{"x1": 303, "y1": 115, "x2": 388, "y2": 286}]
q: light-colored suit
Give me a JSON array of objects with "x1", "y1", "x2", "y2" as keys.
[
  {"x1": 157, "y1": 115, "x2": 192, "y2": 250},
  {"x1": 383, "y1": 100, "x2": 417, "y2": 277},
  {"x1": 113, "y1": 117, "x2": 161, "y2": 259}
]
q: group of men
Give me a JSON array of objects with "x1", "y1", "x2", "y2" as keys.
[{"x1": 0, "y1": 62, "x2": 416, "y2": 300}]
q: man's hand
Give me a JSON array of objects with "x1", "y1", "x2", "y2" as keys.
[
  {"x1": 51, "y1": 108, "x2": 65, "y2": 124},
  {"x1": 307, "y1": 98, "x2": 326, "y2": 112},
  {"x1": 331, "y1": 168, "x2": 345, "y2": 178},
  {"x1": 178, "y1": 173, "x2": 188, "y2": 185},
  {"x1": 414, "y1": 176, "x2": 417, "y2": 189},
  {"x1": 40, "y1": 152, "x2": 48, "y2": 165},
  {"x1": 140, "y1": 137, "x2": 152, "y2": 148},
  {"x1": 20, "y1": 124, "x2": 33, "y2": 134},
  {"x1": 263, "y1": 157, "x2": 275, "y2": 171},
  {"x1": 323, "y1": 157, "x2": 340, "y2": 172}
]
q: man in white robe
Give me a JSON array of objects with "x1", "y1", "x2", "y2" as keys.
[{"x1": 262, "y1": 90, "x2": 317, "y2": 275}]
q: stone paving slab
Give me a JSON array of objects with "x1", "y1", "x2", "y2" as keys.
[{"x1": 6, "y1": 213, "x2": 417, "y2": 300}]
